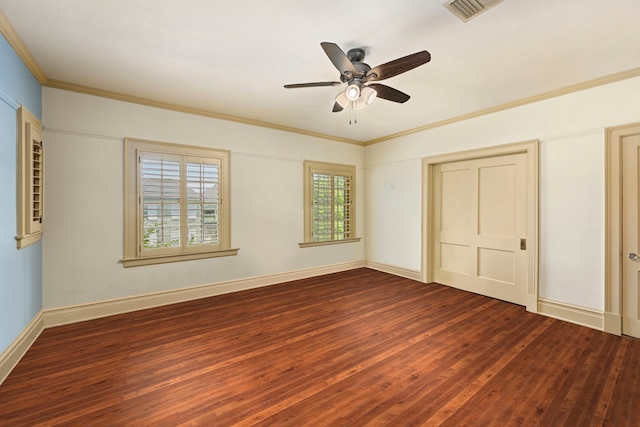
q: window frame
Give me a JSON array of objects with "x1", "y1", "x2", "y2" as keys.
[
  {"x1": 15, "y1": 105, "x2": 44, "y2": 249},
  {"x1": 299, "y1": 160, "x2": 360, "y2": 248},
  {"x1": 122, "y1": 138, "x2": 237, "y2": 267}
]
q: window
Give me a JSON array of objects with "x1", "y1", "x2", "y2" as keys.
[
  {"x1": 15, "y1": 106, "x2": 44, "y2": 249},
  {"x1": 300, "y1": 160, "x2": 360, "y2": 247},
  {"x1": 123, "y1": 138, "x2": 237, "y2": 267}
]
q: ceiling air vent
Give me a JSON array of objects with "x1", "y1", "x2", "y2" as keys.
[{"x1": 444, "y1": 0, "x2": 506, "y2": 22}]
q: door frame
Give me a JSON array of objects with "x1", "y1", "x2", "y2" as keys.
[
  {"x1": 422, "y1": 140, "x2": 539, "y2": 313},
  {"x1": 605, "y1": 122, "x2": 640, "y2": 335}
]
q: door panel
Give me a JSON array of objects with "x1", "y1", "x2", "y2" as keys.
[
  {"x1": 622, "y1": 133, "x2": 640, "y2": 338},
  {"x1": 434, "y1": 154, "x2": 527, "y2": 305},
  {"x1": 478, "y1": 247, "x2": 514, "y2": 283},
  {"x1": 440, "y1": 243, "x2": 470, "y2": 274},
  {"x1": 478, "y1": 164, "x2": 517, "y2": 237},
  {"x1": 440, "y1": 168, "x2": 472, "y2": 234}
]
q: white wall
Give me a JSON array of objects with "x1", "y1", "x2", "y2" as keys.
[
  {"x1": 364, "y1": 158, "x2": 422, "y2": 270},
  {"x1": 42, "y1": 76, "x2": 640, "y2": 313},
  {"x1": 538, "y1": 131, "x2": 604, "y2": 308},
  {"x1": 42, "y1": 88, "x2": 365, "y2": 309},
  {"x1": 365, "y1": 76, "x2": 640, "y2": 311}
]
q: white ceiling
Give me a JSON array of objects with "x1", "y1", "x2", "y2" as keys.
[{"x1": 1, "y1": 0, "x2": 639, "y2": 143}]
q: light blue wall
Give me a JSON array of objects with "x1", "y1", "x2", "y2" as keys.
[{"x1": 0, "y1": 34, "x2": 42, "y2": 355}]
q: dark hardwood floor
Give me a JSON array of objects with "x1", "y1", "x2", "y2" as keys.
[{"x1": 0, "y1": 268, "x2": 638, "y2": 426}]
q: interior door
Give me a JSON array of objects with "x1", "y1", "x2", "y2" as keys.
[
  {"x1": 433, "y1": 153, "x2": 527, "y2": 305},
  {"x1": 622, "y1": 132, "x2": 640, "y2": 338}
]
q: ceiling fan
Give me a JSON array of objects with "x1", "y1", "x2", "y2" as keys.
[{"x1": 284, "y1": 42, "x2": 431, "y2": 113}]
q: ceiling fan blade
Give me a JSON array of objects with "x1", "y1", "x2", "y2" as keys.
[
  {"x1": 332, "y1": 102, "x2": 344, "y2": 113},
  {"x1": 366, "y1": 51, "x2": 431, "y2": 81},
  {"x1": 321, "y1": 42, "x2": 357, "y2": 76},
  {"x1": 284, "y1": 81, "x2": 341, "y2": 89},
  {"x1": 368, "y1": 83, "x2": 411, "y2": 103}
]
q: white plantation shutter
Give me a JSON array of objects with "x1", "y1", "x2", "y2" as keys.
[
  {"x1": 138, "y1": 151, "x2": 224, "y2": 257},
  {"x1": 333, "y1": 174, "x2": 351, "y2": 240},
  {"x1": 311, "y1": 170, "x2": 353, "y2": 242},
  {"x1": 31, "y1": 139, "x2": 44, "y2": 226},
  {"x1": 186, "y1": 158, "x2": 220, "y2": 247},
  {"x1": 312, "y1": 173, "x2": 332, "y2": 241},
  {"x1": 140, "y1": 153, "x2": 182, "y2": 255}
]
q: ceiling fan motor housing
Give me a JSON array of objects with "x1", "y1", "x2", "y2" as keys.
[
  {"x1": 346, "y1": 47, "x2": 365, "y2": 62},
  {"x1": 346, "y1": 48, "x2": 372, "y2": 81}
]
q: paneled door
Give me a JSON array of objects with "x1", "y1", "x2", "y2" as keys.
[
  {"x1": 622, "y1": 131, "x2": 640, "y2": 338},
  {"x1": 433, "y1": 154, "x2": 527, "y2": 305}
]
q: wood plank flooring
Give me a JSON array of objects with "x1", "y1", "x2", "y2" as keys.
[{"x1": 0, "y1": 268, "x2": 638, "y2": 426}]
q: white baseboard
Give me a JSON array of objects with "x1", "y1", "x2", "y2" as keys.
[
  {"x1": 0, "y1": 311, "x2": 44, "y2": 385},
  {"x1": 537, "y1": 298, "x2": 604, "y2": 331},
  {"x1": 365, "y1": 261, "x2": 422, "y2": 281},
  {"x1": 43, "y1": 261, "x2": 366, "y2": 328}
]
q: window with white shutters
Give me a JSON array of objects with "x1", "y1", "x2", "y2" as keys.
[
  {"x1": 16, "y1": 106, "x2": 44, "y2": 249},
  {"x1": 300, "y1": 161, "x2": 360, "y2": 247},
  {"x1": 123, "y1": 138, "x2": 237, "y2": 267}
]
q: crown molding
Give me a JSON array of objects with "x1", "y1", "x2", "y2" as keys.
[
  {"x1": 0, "y1": 11, "x2": 47, "y2": 83},
  {"x1": 45, "y1": 79, "x2": 364, "y2": 146},
  {"x1": 364, "y1": 67, "x2": 640, "y2": 145}
]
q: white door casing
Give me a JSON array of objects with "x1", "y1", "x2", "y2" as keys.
[
  {"x1": 606, "y1": 123, "x2": 640, "y2": 337},
  {"x1": 621, "y1": 132, "x2": 640, "y2": 338}
]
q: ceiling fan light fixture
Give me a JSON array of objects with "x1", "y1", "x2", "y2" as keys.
[
  {"x1": 335, "y1": 91, "x2": 349, "y2": 109},
  {"x1": 345, "y1": 83, "x2": 361, "y2": 101},
  {"x1": 361, "y1": 86, "x2": 377, "y2": 104},
  {"x1": 353, "y1": 98, "x2": 368, "y2": 111}
]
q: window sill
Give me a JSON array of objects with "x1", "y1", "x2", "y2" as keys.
[
  {"x1": 121, "y1": 248, "x2": 239, "y2": 267},
  {"x1": 298, "y1": 238, "x2": 361, "y2": 248},
  {"x1": 15, "y1": 232, "x2": 42, "y2": 249}
]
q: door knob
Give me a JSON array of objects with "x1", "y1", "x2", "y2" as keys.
[{"x1": 629, "y1": 253, "x2": 639, "y2": 261}]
